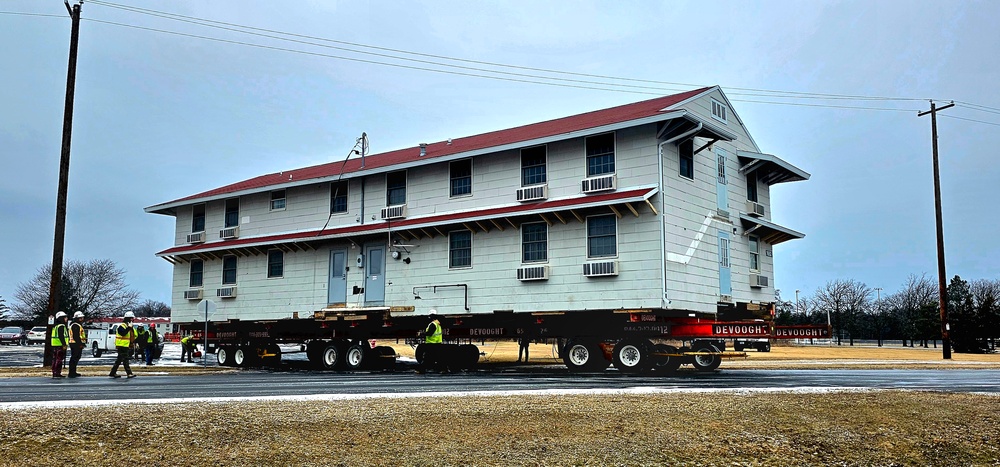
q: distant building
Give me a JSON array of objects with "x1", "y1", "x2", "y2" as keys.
[{"x1": 146, "y1": 86, "x2": 808, "y2": 324}]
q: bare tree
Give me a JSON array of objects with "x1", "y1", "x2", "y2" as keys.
[
  {"x1": 884, "y1": 274, "x2": 938, "y2": 347},
  {"x1": 970, "y1": 279, "x2": 1000, "y2": 351},
  {"x1": 12, "y1": 259, "x2": 141, "y2": 321},
  {"x1": 133, "y1": 299, "x2": 170, "y2": 318}
]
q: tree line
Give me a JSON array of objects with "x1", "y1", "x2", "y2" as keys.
[
  {"x1": 776, "y1": 274, "x2": 1000, "y2": 353},
  {"x1": 2, "y1": 259, "x2": 169, "y2": 325}
]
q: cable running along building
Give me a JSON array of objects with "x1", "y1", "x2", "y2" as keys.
[{"x1": 145, "y1": 86, "x2": 823, "y2": 372}]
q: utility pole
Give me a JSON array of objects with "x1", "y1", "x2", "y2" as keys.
[
  {"x1": 875, "y1": 287, "x2": 882, "y2": 347},
  {"x1": 45, "y1": 1, "x2": 83, "y2": 367},
  {"x1": 918, "y1": 100, "x2": 954, "y2": 360}
]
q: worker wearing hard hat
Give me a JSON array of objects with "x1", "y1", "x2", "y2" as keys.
[
  {"x1": 68, "y1": 311, "x2": 87, "y2": 378},
  {"x1": 50, "y1": 311, "x2": 69, "y2": 378},
  {"x1": 180, "y1": 334, "x2": 198, "y2": 363},
  {"x1": 417, "y1": 310, "x2": 445, "y2": 374},
  {"x1": 109, "y1": 311, "x2": 137, "y2": 378}
]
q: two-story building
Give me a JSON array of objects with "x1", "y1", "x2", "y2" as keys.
[{"x1": 146, "y1": 86, "x2": 808, "y2": 326}]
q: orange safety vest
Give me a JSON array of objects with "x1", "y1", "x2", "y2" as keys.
[{"x1": 68, "y1": 322, "x2": 86, "y2": 345}]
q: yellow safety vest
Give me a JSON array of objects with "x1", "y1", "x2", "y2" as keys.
[
  {"x1": 68, "y1": 322, "x2": 86, "y2": 344},
  {"x1": 50, "y1": 323, "x2": 67, "y2": 347},
  {"x1": 147, "y1": 330, "x2": 156, "y2": 344},
  {"x1": 425, "y1": 320, "x2": 443, "y2": 344},
  {"x1": 114, "y1": 323, "x2": 134, "y2": 348}
]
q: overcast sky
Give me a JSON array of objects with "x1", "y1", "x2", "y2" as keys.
[{"x1": 1, "y1": 0, "x2": 998, "y2": 310}]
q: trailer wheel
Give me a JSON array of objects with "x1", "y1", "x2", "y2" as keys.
[
  {"x1": 306, "y1": 340, "x2": 326, "y2": 367},
  {"x1": 92, "y1": 342, "x2": 102, "y2": 358},
  {"x1": 217, "y1": 347, "x2": 234, "y2": 366},
  {"x1": 691, "y1": 343, "x2": 722, "y2": 372},
  {"x1": 262, "y1": 344, "x2": 282, "y2": 367},
  {"x1": 374, "y1": 346, "x2": 396, "y2": 370},
  {"x1": 345, "y1": 342, "x2": 368, "y2": 370},
  {"x1": 322, "y1": 343, "x2": 344, "y2": 370},
  {"x1": 652, "y1": 344, "x2": 682, "y2": 373},
  {"x1": 612, "y1": 339, "x2": 652, "y2": 373},
  {"x1": 563, "y1": 340, "x2": 604, "y2": 372},
  {"x1": 458, "y1": 344, "x2": 480, "y2": 370},
  {"x1": 234, "y1": 347, "x2": 258, "y2": 367}
]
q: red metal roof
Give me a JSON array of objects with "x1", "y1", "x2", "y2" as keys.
[
  {"x1": 154, "y1": 88, "x2": 711, "y2": 209},
  {"x1": 157, "y1": 187, "x2": 658, "y2": 257}
]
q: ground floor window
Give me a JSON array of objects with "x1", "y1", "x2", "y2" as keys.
[
  {"x1": 449, "y1": 230, "x2": 472, "y2": 268},
  {"x1": 587, "y1": 214, "x2": 617, "y2": 258}
]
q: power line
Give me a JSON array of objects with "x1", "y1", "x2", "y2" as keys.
[
  {"x1": 954, "y1": 102, "x2": 1000, "y2": 116},
  {"x1": 954, "y1": 100, "x2": 1000, "y2": 114},
  {"x1": 87, "y1": 0, "x2": 934, "y2": 104},
  {"x1": 0, "y1": 11, "x2": 66, "y2": 18},
  {"x1": 940, "y1": 114, "x2": 1000, "y2": 127}
]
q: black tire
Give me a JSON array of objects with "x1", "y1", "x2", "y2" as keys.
[
  {"x1": 345, "y1": 342, "x2": 368, "y2": 370},
  {"x1": 652, "y1": 343, "x2": 682, "y2": 373},
  {"x1": 374, "y1": 346, "x2": 396, "y2": 369},
  {"x1": 306, "y1": 340, "x2": 326, "y2": 367},
  {"x1": 92, "y1": 342, "x2": 102, "y2": 358},
  {"x1": 458, "y1": 344, "x2": 480, "y2": 370},
  {"x1": 234, "y1": 346, "x2": 258, "y2": 367},
  {"x1": 414, "y1": 344, "x2": 428, "y2": 366},
  {"x1": 217, "y1": 347, "x2": 234, "y2": 366},
  {"x1": 612, "y1": 339, "x2": 653, "y2": 373},
  {"x1": 562, "y1": 340, "x2": 606, "y2": 372},
  {"x1": 262, "y1": 344, "x2": 282, "y2": 367},
  {"x1": 691, "y1": 342, "x2": 722, "y2": 372},
  {"x1": 321, "y1": 343, "x2": 343, "y2": 370}
]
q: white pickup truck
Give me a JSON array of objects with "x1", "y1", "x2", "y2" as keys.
[{"x1": 87, "y1": 324, "x2": 164, "y2": 358}]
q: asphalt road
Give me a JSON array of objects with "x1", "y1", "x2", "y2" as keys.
[{"x1": 2, "y1": 368, "x2": 998, "y2": 404}]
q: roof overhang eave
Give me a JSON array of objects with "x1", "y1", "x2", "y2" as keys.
[{"x1": 739, "y1": 214, "x2": 805, "y2": 245}]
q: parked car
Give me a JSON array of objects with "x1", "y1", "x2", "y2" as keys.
[
  {"x1": 0, "y1": 326, "x2": 27, "y2": 345},
  {"x1": 26, "y1": 326, "x2": 47, "y2": 345}
]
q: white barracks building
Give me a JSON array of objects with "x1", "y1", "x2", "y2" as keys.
[{"x1": 146, "y1": 87, "x2": 809, "y2": 324}]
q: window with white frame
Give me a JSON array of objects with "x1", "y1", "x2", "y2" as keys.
[
  {"x1": 521, "y1": 222, "x2": 547, "y2": 263},
  {"x1": 748, "y1": 236, "x2": 760, "y2": 271},
  {"x1": 386, "y1": 171, "x2": 406, "y2": 206},
  {"x1": 450, "y1": 159, "x2": 472, "y2": 197},
  {"x1": 586, "y1": 133, "x2": 615, "y2": 177},
  {"x1": 587, "y1": 214, "x2": 617, "y2": 258},
  {"x1": 449, "y1": 230, "x2": 472, "y2": 268},
  {"x1": 330, "y1": 181, "x2": 348, "y2": 214},
  {"x1": 711, "y1": 99, "x2": 728, "y2": 123},
  {"x1": 189, "y1": 259, "x2": 203, "y2": 288},
  {"x1": 267, "y1": 249, "x2": 284, "y2": 278},
  {"x1": 270, "y1": 190, "x2": 286, "y2": 211},
  {"x1": 521, "y1": 146, "x2": 547, "y2": 186},
  {"x1": 746, "y1": 171, "x2": 758, "y2": 202},
  {"x1": 222, "y1": 255, "x2": 238, "y2": 285},
  {"x1": 718, "y1": 236, "x2": 730, "y2": 268},
  {"x1": 679, "y1": 139, "x2": 694, "y2": 180},
  {"x1": 717, "y1": 149, "x2": 727, "y2": 184},
  {"x1": 191, "y1": 204, "x2": 205, "y2": 232},
  {"x1": 224, "y1": 198, "x2": 239, "y2": 228}
]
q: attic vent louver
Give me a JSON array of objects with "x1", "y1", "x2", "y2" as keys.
[{"x1": 419, "y1": 143, "x2": 427, "y2": 157}]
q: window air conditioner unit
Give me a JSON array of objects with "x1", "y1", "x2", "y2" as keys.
[
  {"x1": 183, "y1": 289, "x2": 203, "y2": 300},
  {"x1": 746, "y1": 200, "x2": 765, "y2": 217},
  {"x1": 217, "y1": 286, "x2": 237, "y2": 298},
  {"x1": 750, "y1": 274, "x2": 769, "y2": 288},
  {"x1": 517, "y1": 265, "x2": 550, "y2": 281},
  {"x1": 583, "y1": 260, "x2": 619, "y2": 277},
  {"x1": 380, "y1": 204, "x2": 407, "y2": 220},
  {"x1": 719, "y1": 294, "x2": 733, "y2": 304},
  {"x1": 186, "y1": 231, "x2": 205, "y2": 244},
  {"x1": 516, "y1": 184, "x2": 548, "y2": 202},
  {"x1": 220, "y1": 226, "x2": 239, "y2": 239},
  {"x1": 581, "y1": 174, "x2": 617, "y2": 193}
]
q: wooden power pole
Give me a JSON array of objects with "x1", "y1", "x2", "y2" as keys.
[
  {"x1": 917, "y1": 100, "x2": 954, "y2": 360},
  {"x1": 45, "y1": 1, "x2": 83, "y2": 367}
]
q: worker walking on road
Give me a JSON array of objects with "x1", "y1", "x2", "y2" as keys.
[
  {"x1": 50, "y1": 311, "x2": 69, "y2": 378},
  {"x1": 518, "y1": 335, "x2": 531, "y2": 363},
  {"x1": 145, "y1": 325, "x2": 160, "y2": 365},
  {"x1": 109, "y1": 311, "x2": 137, "y2": 379},
  {"x1": 418, "y1": 310, "x2": 444, "y2": 373},
  {"x1": 180, "y1": 335, "x2": 198, "y2": 363},
  {"x1": 68, "y1": 311, "x2": 87, "y2": 378},
  {"x1": 134, "y1": 325, "x2": 148, "y2": 362}
]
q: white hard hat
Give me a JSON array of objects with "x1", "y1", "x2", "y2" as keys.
[
  {"x1": 124, "y1": 311, "x2": 135, "y2": 319},
  {"x1": 55, "y1": 311, "x2": 67, "y2": 319},
  {"x1": 73, "y1": 311, "x2": 84, "y2": 319}
]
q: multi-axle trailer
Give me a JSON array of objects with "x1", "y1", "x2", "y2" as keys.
[{"x1": 182, "y1": 306, "x2": 830, "y2": 373}]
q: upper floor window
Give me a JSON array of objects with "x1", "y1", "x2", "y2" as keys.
[
  {"x1": 587, "y1": 214, "x2": 617, "y2": 258},
  {"x1": 386, "y1": 171, "x2": 406, "y2": 206},
  {"x1": 189, "y1": 259, "x2": 203, "y2": 288},
  {"x1": 450, "y1": 159, "x2": 472, "y2": 197},
  {"x1": 679, "y1": 139, "x2": 694, "y2": 180},
  {"x1": 711, "y1": 99, "x2": 728, "y2": 123},
  {"x1": 267, "y1": 250, "x2": 284, "y2": 278},
  {"x1": 586, "y1": 133, "x2": 615, "y2": 177},
  {"x1": 717, "y1": 149, "x2": 727, "y2": 184},
  {"x1": 521, "y1": 222, "x2": 548, "y2": 263},
  {"x1": 449, "y1": 230, "x2": 472, "y2": 269},
  {"x1": 749, "y1": 235, "x2": 760, "y2": 271},
  {"x1": 224, "y1": 198, "x2": 239, "y2": 228},
  {"x1": 191, "y1": 204, "x2": 205, "y2": 232},
  {"x1": 521, "y1": 146, "x2": 547, "y2": 186},
  {"x1": 746, "y1": 171, "x2": 758, "y2": 202},
  {"x1": 222, "y1": 255, "x2": 238, "y2": 285},
  {"x1": 330, "y1": 181, "x2": 348, "y2": 214},
  {"x1": 270, "y1": 190, "x2": 286, "y2": 211}
]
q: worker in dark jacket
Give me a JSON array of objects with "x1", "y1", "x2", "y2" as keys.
[
  {"x1": 68, "y1": 311, "x2": 87, "y2": 377},
  {"x1": 50, "y1": 311, "x2": 69, "y2": 378},
  {"x1": 418, "y1": 311, "x2": 445, "y2": 373},
  {"x1": 134, "y1": 325, "x2": 149, "y2": 362},
  {"x1": 180, "y1": 335, "x2": 198, "y2": 363},
  {"x1": 145, "y1": 325, "x2": 160, "y2": 365}
]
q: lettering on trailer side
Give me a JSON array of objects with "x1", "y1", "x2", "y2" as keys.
[
  {"x1": 773, "y1": 327, "x2": 829, "y2": 338},
  {"x1": 712, "y1": 324, "x2": 769, "y2": 336},
  {"x1": 623, "y1": 325, "x2": 671, "y2": 334},
  {"x1": 469, "y1": 328, "x2": 506, "y2": 337}
]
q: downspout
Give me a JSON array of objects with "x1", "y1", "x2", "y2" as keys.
[{"x1": 657, "y1": 122, "x2": 703, "y2": 309}]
